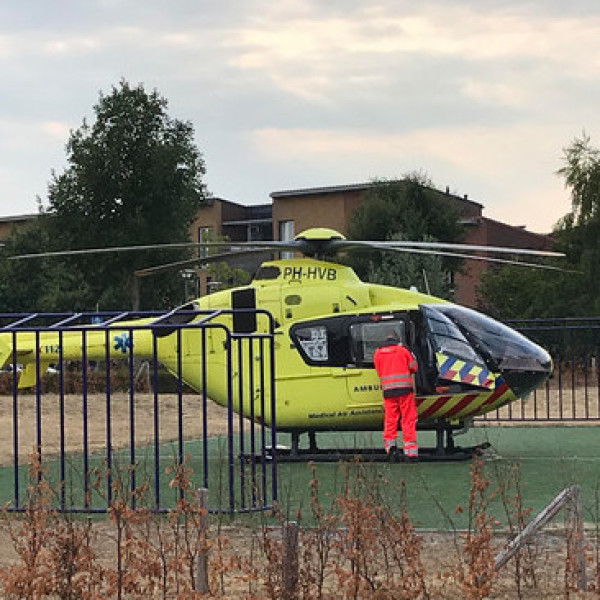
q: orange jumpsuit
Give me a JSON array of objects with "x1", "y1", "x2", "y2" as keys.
[{"x1": 373, "y1": 343, "x2": 418, "y2": 457}]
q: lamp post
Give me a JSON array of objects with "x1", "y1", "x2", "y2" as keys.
[{"x1": 180, "y1": 269, "x2": 198, "y2": 302}]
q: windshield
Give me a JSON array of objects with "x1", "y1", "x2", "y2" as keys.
[
  {"x1": 425, "y1": 304, "x2": 552, "y2": 372},
  {"x1": 421, "y1": 306, "x2": 485, "y2": 366}
]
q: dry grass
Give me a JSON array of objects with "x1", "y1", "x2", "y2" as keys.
[
  {"x1": 0, "y1": 379, "x2": 597, "y2": 597},
  {"x1": 0, "y1": 457, "x2": 595, "y2": 599},
  {"x1": 0, "y1": 393, "x2": 233, "y2": 466}
]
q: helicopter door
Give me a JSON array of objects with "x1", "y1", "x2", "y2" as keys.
[
  {"x1": 348, "y1": 318, "x2": 409, "y2": 366},
  {"x1": 420, "y1": 305, "x2": 495, "y2": 390},
  {"x1": 343, "y1": 316, "x2": 412, "y2": 419}
]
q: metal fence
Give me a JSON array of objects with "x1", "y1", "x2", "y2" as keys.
[
  {"x1": 0, "y1": 308, "x2": 277, "y2": 514},
  {"x1": 479, "y1": 317, "x2": 600, "y2": 423}
]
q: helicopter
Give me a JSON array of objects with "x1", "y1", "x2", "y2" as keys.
[{"x1": 0, "y1": 227, "x2": 562, "y2": 461}]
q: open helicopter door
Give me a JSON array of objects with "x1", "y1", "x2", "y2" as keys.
[
  {"x1": 420, "y1": 304, "x2": 497, "y2": 391},
  {"x1": 343, "y1": 313, "x2": 413, "y2": 422},
  {"x1": 348, "y1": 315, "x2": 411, "y2": 365}
]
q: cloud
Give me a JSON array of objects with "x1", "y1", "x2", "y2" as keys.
[
  {"x1": 249, "y1": 121, "x2": 576, "y2": 232},
  {"x1": 0, "y1": 0, "x2": 598, "y2": 233},
  {"x1": 226, "y1": 2, "x2": 600, "y2": 108}
]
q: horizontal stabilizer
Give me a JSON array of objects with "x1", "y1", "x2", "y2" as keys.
[
  {"x1": 19, "y1": 363, "x2": 49, "y2": 389},
  {"x1": 0, "y1": 339, "x2": 11, "y2": 372}
]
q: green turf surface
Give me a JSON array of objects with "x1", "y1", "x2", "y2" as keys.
[
  {"x1": 2, "y1": 426, "x2": 599, "y2": 530},
  {"x1": 268, "y1": 426, "x2": 600, "y2": 530}
]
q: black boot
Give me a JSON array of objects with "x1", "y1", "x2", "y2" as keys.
[{"x1": 388, "y1": 446, "x2": 401, "y2": 463}]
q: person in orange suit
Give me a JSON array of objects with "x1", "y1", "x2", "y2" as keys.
[{"x1": 373, "y1": 332, "x2": 419, "y2": 462}]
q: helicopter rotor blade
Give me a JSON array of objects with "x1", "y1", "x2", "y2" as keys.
[
  {"x1": 328, "y1": 239, "x2": 565, "y2": 258},
  {"x1": 8, "y1": 242, "x2": 208, "y2": 260},
  {"x1": 369, "y1": 244, "x2": 569, "y2": 271},
  {"x1": 6, "y1": 226, "x2": 567, "y2": 275},
  {"x1": 8, "y1": 233, "x2": 564, "y2": 262},
  {"x1": 8, "y1": 240, "x2": 302, "y2": 260},
  {"x1": 134, "y1": 248, "x2": 274, "y2": 277}
]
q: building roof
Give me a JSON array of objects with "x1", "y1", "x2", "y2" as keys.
[
  {"x1": 271, "y1": 183, "x2": 373, "y2": 198},
  {"x1": 0, "y1": 213, "x2": 38, "y2": 224},
  {"x1": 270, "y1": 181, "x2": 484, "y2": 210},
  {"x1": 479, "y1": 215, "x2": 554, "y2": 244}
]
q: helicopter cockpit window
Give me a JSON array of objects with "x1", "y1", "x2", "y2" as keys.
[
  {"x1": 253, "y1": 265, "x2": 280, "y2": 280},
  {"x1": 349, "y1": 321, "x2": 406, "y2": 365},
  {"x1": 294, "y1": 325, "x2": 329, "y2": 362},
  {"x1": 430, "y1": 304, "x2": 552, "y2": 372},
  {"x1": 421, "y1": 306, "x2": 485, "y2": 366}
]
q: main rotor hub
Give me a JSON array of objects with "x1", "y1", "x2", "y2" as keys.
[{"x1": 293, "y1": 228, "x2": 347, "y2": 258}]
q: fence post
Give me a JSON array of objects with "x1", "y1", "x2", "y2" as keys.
[
  {"x1": 195, "y1": 487, "x2": 210, "y2": 594},
  {"x1": 282, "y1": 520, "x2": 299, "y2": 599},
  {"x1": 494, "y1": 485, "x2": 586, "y2": 591},
  {"x1": 565, "y1": 485, "x2": 587, "y2": 592}
]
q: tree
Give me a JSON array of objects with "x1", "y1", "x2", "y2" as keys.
[
  {"x1": 10, "y1": 80, "x2": 207, "y2": 312},
  {"x1": 556, "y1": 133, "x2": 600, "y2": 226},
  {"x1": 205, "y1": 262, "x2": 252, "y2": 292},
  {"x1": 0, "y1": 215, "x2": 93, "y2": 312},
  {"x1": 477, "y1": 133, "x2": 600, "y2": 319},
  {"x1": 476, "y1": 264, "x2": 585, "y2": 320},
  {"x1": 344, "y1": 174, "x2": 463, "y2": 298},
  {"x1": 366, "y1": 234, "x2": 452, "y2": 298}
]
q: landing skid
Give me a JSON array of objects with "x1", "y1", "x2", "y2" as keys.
[
  {"x1": 263, "y1": 444, "x2": 490, "y2": 463},
  {"x1": 249, "y1": 427, "x2": 491, "y2": 463}
]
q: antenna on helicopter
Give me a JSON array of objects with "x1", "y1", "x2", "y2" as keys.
[{"x1": 422, "y1": 269, "x2": 431, "y2": 295}]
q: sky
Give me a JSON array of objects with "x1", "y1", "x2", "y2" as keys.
[{"x1": 1, "y1": 1, "x2": 599, "y2": 234}]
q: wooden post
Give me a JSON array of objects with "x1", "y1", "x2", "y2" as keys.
[
  {"x1": 282, "y1": 520, "x2": 299, "y2": 600},
  {"x1": 195, "y1": 487, "x2": 210, "y2": 594},
  {"x1": 565, "y1": 485, "x2": 587, "y2": 592},
  {"x1": 494, "y1": 485, "x2": 586, "y2": 591}
]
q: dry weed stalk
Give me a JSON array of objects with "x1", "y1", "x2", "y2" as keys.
[
  {"x1": 495, "y1": 461, "x2": 538, "y2": 598},
  {"x1": 297, "y1": 462, "x2": 337, "y2": 599},
  {"x1": 0, "y1": 455, "x2": 101, "y2": 599},
  {"x1": 333, "y1": 463, "x2": 385, "y2": 599},
  {"x1": 0, "y1": 454, "x2": 216, "y2": 599},
  {"x1": 456, "y1": 455, "x2": 497, "y2": 600},
  {"x1": 375, "y1": 481, "x2": 428, "y2": 599},
  {"x1": 2, "y1": 453, "x2": 599, "y2": 599}
]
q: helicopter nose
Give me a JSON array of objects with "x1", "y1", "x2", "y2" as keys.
[
  {"x1": 421, "y1": 304, "x2": 555, "y2": 400},
  {"x1": 501, "y1": 358, "x2": 553, "y2": 399},
  {"x1": 497, "y1": 341, "x2": 553, "y2": 399}
]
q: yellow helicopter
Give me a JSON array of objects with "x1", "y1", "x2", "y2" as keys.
[{"x1": 1, "y1": 227, "x2": 562, "y2": 460}]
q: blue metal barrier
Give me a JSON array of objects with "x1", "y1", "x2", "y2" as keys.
[{"x1": 0, "y1": 309, "x2": 277, "y2": 514}]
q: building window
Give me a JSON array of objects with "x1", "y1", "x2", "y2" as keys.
[
  {"x1": 198, "y1": 226, "x2": 213, "y2": 258},
  {"x1": 279, "y1": 220, "x2": 295, "y2": 259}
]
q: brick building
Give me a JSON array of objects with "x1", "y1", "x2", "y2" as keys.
[
  {"x1": 0, "y1": 214, "x2": 37, "y2": 239},
  {"x1": 191, "y1": 183, "x2": 553, "y2": 307},
  {"x1": 1, "y1": 183, "x2": 553, "y2": 308}
]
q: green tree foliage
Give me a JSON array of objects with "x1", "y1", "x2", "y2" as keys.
[
  {"x1": 345, "y1": 175, "x2": 463, "y2": 298},
  {"x1": 478, "y1": 133, "x2": 600, "y2": 319},
  {"x1": 476, "y1": 264, "x2": 586, "y2": 320},
  {"x1": 0, "y1": 216, "x2": 93, "y2": 312},
  {"x1": 0, "y1": 80, "x2": 206, "y2": 312},
  {"x1": 195, "y1": 229, "x2": 252, "y2": 293},
  {"x1": 556, "y1": 133, "x2": 600, "y2": 225},
  {"x1": 366, "y1": 233, "x2": 452, "y2": 298},
  {"x1": 206, "y1": 262, "x2": 252, "y2": 292}
]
